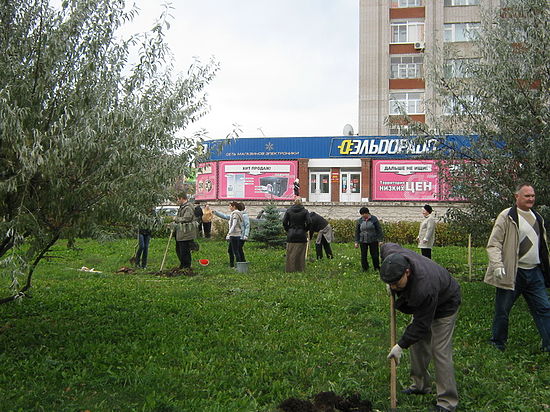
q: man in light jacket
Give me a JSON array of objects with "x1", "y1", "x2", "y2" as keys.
[
  {"x1": 485, "y1": 183, "x2": 550, "y2": 352},
  {"x1": 173, "y1": 193, "x2": 197, "y2": 269},
  {"x1": 417, "y1": 204, "x2": 436, "y2": 259}
]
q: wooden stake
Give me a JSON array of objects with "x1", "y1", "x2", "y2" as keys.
[{"x1": 390, "y1": 293, "x2": 398, "y2": 411}]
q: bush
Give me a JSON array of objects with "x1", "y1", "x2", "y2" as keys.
[{"x1": 326, "y1": 219, "x2": 479, "y2": 247}]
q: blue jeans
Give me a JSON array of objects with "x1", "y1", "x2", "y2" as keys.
[
  {"x1": 491, "y1": 266, "x2": 550, "y2": 351},
  {"x1": 136, "y1": 233, "x2": 151, "y2": 268}
]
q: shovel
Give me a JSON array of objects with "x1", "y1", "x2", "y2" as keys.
[
  {"x1": 160, "y1": 229, "x2": 173, "y2": 272},
  {"x1": 390, "y1": 292, "x2": 398, "y2": 411}
]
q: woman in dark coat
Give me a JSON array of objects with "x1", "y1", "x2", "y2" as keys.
[
  {"x1": 282, "y1": 198, "x2": 311, "y2": 272},
  {"x1": 354, "y1": 207, "x2": 384, "y2": 271}
]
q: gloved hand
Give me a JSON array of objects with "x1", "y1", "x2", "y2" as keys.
[
  {"x1": 226, "y1": 235, "x2": 230, "y2": 240},
  {"x1": 493, "y1": 267, "x2": 506, "y2": 280},
  {"x1": 387, "y1": 344, "x2": 403, "y2": 365},
  {"x1": 386, "y1": 283, "x2": 392, "y2": 296},
  {"x1": 242, "y1": 236, "x2": 248, "y2": 240}
]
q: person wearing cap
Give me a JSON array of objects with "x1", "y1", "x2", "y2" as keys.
[
  {"x1": 417, "y1": 204, "x2": 436, "y2": 259},
  {"x1": 380, "y1": 242, "x2": 461, "y2": 412},
  {"x1": 355, "y1": 207, "x2": 384, "y2": 271}
]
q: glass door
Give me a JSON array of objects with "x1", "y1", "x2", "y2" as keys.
[
  {"x1": 309, "y1": 171, "x2": 331, "y2": 202},
  {"x1": 340, "y1": 171, "x2": 361, "y2": 202}
]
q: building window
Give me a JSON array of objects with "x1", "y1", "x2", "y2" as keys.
[
  {"x1": 443, "y1": 95, "x2": 478, "y2": 115},
  {"x1": 391, "y1": 21, "x2": 425, "y2": 43},
  {"x1": 444, "y1": 23, "x2": 480, "y2": 42},
  {"x1": 390, "y1": 55, "x2": 424, "y2": 79},
  {"x1": 444, "y1": 0, "x2": 480, "y2": 5},
  {"x1": 444, "y1": 58, "x2": 480, "y2": 78},
  {"x1": 391, "y1": 0, "x2": 423, "y2": 7},
  {"x1": 389, "y1": 92, "x2": 424, "y2": 115}
]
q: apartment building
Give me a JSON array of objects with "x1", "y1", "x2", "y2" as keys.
[{"x1": 358, "y1": 0, "x2": 500, "y2": 135}]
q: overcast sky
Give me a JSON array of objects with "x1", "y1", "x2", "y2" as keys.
[{"x1": 125, "y1": 1, "x2": 359, "y2": 139}]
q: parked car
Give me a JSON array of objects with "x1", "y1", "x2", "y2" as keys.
[{"x1": 154, "y1": 205, "x2": 179, "y2": 217}]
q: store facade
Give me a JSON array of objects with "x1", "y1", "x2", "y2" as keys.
[{"x1": 196, "y1": 135, "x2": 464, "y2": 206}]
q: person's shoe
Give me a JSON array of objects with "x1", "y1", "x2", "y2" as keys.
[
  {"x1": 401, "y1": 388, "x2": 430, "y2": 395},
  {"x1": 488, "y1": 340, "x2": 505, "y2": 351}
]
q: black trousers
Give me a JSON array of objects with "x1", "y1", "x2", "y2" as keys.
[
  {"x1": 420, "y1": 248, "x2": 432, "y2": 259},
  {"x1": 175, "y1": 240, "x2": 192, "y2": 269},
  {"x1": 360, "y1": 241, "x2": 380, "y2": 271},
  {"x1": 202, "y1": 222, "x2": 212, "y2": 238},
  {"x1": 228, "y1": 237, "x2": 245, "y2": 266},
  {"x1": 315, "y1": 236, "x2": 333, "y2": 259}
]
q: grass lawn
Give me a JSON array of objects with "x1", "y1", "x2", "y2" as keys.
[{"x1": 0, "y1": 238, "x2": 549, "y2": 411}]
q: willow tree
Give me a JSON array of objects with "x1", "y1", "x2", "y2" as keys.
[
  {"x1": 0, "y1": 0, "x2": 218, "y2": 303},
  {"x1": 407, "y1": 0, "x2": 550, "y2": 240}
]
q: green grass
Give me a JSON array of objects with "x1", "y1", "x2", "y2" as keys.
[{"x1": 0, "y1": 239, "x2": 549, "y2": 411}]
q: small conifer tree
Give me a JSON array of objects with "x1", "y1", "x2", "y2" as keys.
[{"x1": 251, "y1": 204, "x2": 286, "y2": 247}]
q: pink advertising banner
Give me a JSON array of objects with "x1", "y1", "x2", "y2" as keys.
[
  {"x1": 195, "y1": 162, "x2": 218, "y2": 201},
  {"x1": 218, "y1": 160, "x2": 298, "y2": 200},
  {"x1": 372, "y1": 160, "x2": 448, "y2": 201}
]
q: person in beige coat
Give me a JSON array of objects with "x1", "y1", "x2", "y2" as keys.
[
  {"x1": 417, "y1": 204, "x2": 436, "y2": 259},
  {"x1": 484, "y1": 183, "x2": 550, "y2": 352}
]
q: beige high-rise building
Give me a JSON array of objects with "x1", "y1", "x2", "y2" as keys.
[{"x1": 358, "y1": 0, "x2": 500, "y2": 135}]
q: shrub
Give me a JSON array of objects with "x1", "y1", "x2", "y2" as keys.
[{"x1": 326, "y1": 219, "x2": 481, "y2": 247}]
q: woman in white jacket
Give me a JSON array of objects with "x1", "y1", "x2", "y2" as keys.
[
  {"x1": 214, "y1": 202, "x2": 244, "y2": 267},
  {"x1": 417, "y1": 204, "x2": 436, "y2": 259}
]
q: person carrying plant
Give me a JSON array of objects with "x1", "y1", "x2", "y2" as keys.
[{"x1": 380, "y1": 242, "x2": 461, "y2": 412}]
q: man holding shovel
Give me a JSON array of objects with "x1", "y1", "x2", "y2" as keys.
[{"x1": 380, "y1": 243, "x2": 461, "y2": 412}]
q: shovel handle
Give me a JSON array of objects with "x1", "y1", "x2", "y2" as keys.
[
  {"x1": 160, "y1": 229, "x2": 173, "y2": 272},
  {"x1": 390, "y1": 293, "x2": 397, "y2": 410}
]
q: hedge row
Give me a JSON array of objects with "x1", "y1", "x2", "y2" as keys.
[{"x1": 209, "y1": 218, "x2": 478, "y2": 247}]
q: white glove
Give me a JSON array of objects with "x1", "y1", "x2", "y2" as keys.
[
  {"x1": 386, "y1": 284, "x2": 392, "y2": 296},
  {"x1": 493, "y1": 267, "x2": 506, "y2": 280},
  {"x1": 387, "y1": 344, "x2": 403, "y2": 365},
  {"x1": 225, "y1": 235, "x2": 230, "y2": 240},
  {"x1": 242, "y1": 236, "x2": 248, "y2": 240}
]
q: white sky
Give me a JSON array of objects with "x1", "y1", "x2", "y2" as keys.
[{"x1": 125, "y1": 1, "x2": 359, "y2": 139}]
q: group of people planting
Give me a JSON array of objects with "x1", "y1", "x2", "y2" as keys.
[{"x1": 141, "y1": 183, "x2": 549, "y2": 412}]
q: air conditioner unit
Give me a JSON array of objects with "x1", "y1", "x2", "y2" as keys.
[{"x1": 414, "y1": 41, "x2": 425, "y2": 50}]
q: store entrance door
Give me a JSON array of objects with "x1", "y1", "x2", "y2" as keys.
[
  {"x1": 309, "y1": 171, "x2": 331, "y2": 202},
  {"x1": 340, "y1": 171, "x2": 361, "y2": 202}
]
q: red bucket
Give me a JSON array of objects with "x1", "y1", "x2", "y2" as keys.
[{"x1": 199, "y1": 259, "x2": 209, "y2": 266}]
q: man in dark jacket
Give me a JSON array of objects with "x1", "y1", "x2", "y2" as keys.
[
  {"x1": 282, "y1": 198, "x2": 311, "y2": 272},
  {"x1": 309, "y1": 211, "x2": 334, "y2": 259},
  {"x1": 380, "y1": 243, "x2": 461, "y2": 412}
]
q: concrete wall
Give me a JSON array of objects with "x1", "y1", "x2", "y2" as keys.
[{"x1": 204, "y1": 201, "x2": 467, "y2": 223}]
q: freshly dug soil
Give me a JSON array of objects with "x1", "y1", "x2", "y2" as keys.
[
  {"x1": 278, "y1": 391, "x2": 372, "y2": 412},
  {"x1": 115, "y1": 267, "x2": 197, "y2": 277}
]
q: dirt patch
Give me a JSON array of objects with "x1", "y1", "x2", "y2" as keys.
[
  {"x1": 278, "y1": 391, "x2": 372, "y2": 412},
  {"x1": 115, "y1": 266, "x2": 197, "y2": 277}
]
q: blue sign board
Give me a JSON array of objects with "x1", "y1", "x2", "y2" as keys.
[{"x1": 205, "y1": 135, "x2": 471, "y2": 160}]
